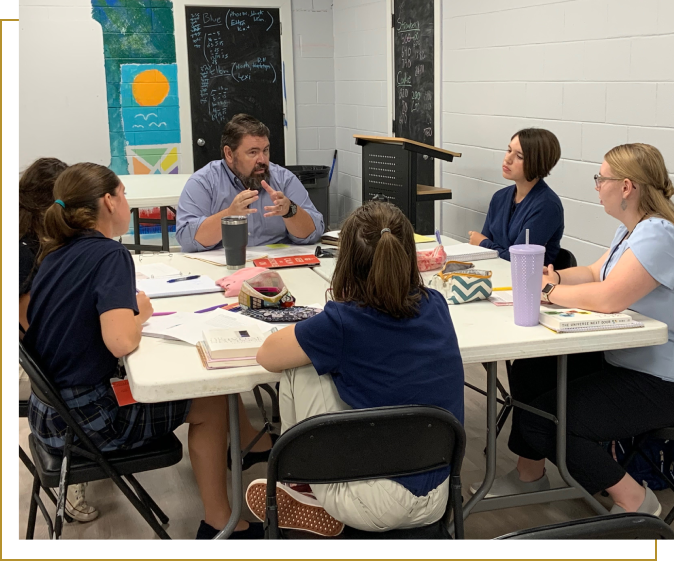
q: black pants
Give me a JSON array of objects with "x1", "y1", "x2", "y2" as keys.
[{"x1": 508, "y1": 352, "x2": 674, "y2": 495}]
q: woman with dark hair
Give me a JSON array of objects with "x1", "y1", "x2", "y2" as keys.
[
  {"x1": 247, "y1": 200, "x2": 465, "y2": 536},
  {"x1": 24, "y1": 162, "x2": 262, "y2": 539},
  {"x1": 468, "y1": 128, "x2": 564, "y2": 265},
  {"x1": 19, "y1": 157, "x2": 101, "y2": 522}
]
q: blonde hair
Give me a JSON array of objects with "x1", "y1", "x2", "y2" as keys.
[{"x1": 604, "y1": 143, "x2": 674, "y2": 224}]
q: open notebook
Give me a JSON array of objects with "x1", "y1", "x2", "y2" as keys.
[{"x1": 136, "y1": 276, "x2": 222, "y2": 298}]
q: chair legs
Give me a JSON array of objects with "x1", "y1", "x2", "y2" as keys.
[
  {"x1": 26, "y1": 475, "x2": 41, "y2": 540},
  {"x1": 124, "y1": 474, "x2": 170, "y2": 525}
]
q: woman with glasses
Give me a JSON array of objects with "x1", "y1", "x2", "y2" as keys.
[
  {"x1": 468, "y1": 128, "x2": 564, "y2": 266},
  {"x1": 248, "y1": 201, "x2": 465, "y2": 536},
  {"x1": 470, "y1": 143, "x2": 674, "y2": 517}
]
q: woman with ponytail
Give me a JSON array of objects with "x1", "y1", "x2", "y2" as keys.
[
  {"x1": 249, "y1": 201, "x2": 465, "y2": 535},
  {"x1": 25, "y1": 163, "x2": 262, "y2": 539},
  {"x1": 471, "y1": 144, "x2": 674, "y2": 518}
]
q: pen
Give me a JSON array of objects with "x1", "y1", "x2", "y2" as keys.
[
  {"x1": 195, "y1": 303, "x2": 230, "y2": 313},
  {"x1": 492, "y1": 287, "x2": 513, "y2": 291},
  {"x1": 152, "y1": 311, "x2": 177, "y2": 316},
  {"x1": 435, "y1": 229, "x2": 442, "y2": 245},
  {"x1": 167, "y1": 275, "x2": 201, "y2": 283}
]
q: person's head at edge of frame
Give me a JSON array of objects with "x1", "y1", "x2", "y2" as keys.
[
  {"x1": 330, "y1": 200, "x2": 426, "y2": 320},
  {"x1": 20, "y1": 157, "x2": 69, "y2": 242},
  {"x1": 220, "y1": 113, "x2": 271, "y2": 191},
  {"x1": 502, "y1": 127, "x2": 561, "y2": 185}
]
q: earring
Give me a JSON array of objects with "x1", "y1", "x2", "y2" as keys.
[{"x1": 620, "y1": 199, "x2": 627, "y2": 211}]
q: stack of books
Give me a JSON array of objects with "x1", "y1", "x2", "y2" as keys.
[
  {"x1": 539, "y1": 309, "x2": 644, "y2": 333},
  {"x1": 196, "y1": 328, "x2": 266, "y2": 369}
]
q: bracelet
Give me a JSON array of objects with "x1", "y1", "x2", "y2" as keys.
[{"x1": 556, "y1": 270, "x2": 561, "y2": 284}]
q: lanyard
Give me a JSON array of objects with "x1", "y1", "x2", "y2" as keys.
[{"x1": 602, "y1": 215, "x2": 648, "y2": 280}]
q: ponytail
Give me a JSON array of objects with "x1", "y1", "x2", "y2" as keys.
[
  {"x1": 331, "y1": 201, "x2": 425, "y2": 319},
  {"x1": 39, "y1": 163, "x2": 121, "y2": 263},
  {"x1": 19, "y1": 157, "x2": 68, "y2": 241}
]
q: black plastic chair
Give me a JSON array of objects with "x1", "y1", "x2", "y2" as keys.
[
  {"x1": 468, "y1": 247, "x2": 579, "y2": 453},
  {"x1": 20, "y1": 342, "x2": 183, "y2": 539},
  {"x1": 263, "y1": 405, "x2": 467, "y2": 539},
  {"x1": 620, "y1": 427, "x2": 674, "y2": 525},
  {"x1": 495, "y1": 512, "x2": 674, "y2": 539}
]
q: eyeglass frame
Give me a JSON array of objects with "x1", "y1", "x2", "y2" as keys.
[{"x1": 593, "y1": 174, "x2": 636, "y2": 189}]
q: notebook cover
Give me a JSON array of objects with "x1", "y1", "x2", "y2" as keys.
[{"x1": 111, "y1": 379, "x2": 137, "y2": 406}]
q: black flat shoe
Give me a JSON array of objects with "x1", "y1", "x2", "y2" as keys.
[
  {"x1": 196, "y1": 520, "x2": 265, "y2": 539},
  {"x1": 196, "y1": 520, "x2": 220, "y2": 539},
  {"x1": 227, "y1": 434, "x2": 278, "y2": 471}
]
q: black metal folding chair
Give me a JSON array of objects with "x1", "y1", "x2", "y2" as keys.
[
  {"x1": 495, "y1": 512, "x2": 673, "y2": 539},
  {"x1": 263, "y1": 405, "x2": 467, "y2": 539},
  {"x1": 20, "y1": 342, "x2": 183, "y2": 539}
]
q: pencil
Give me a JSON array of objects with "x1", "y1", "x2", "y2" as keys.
[{"x1": 492, "y1": 286, "x2": 512, "y2": 291}]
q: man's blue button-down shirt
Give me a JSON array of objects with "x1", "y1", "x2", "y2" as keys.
[{"x1": 176, "y1": 160, "x2": 325, "y2": 252}]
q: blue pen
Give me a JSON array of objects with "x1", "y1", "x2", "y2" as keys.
[
  {"x1": 435, "y1": 229, "x2": 442, "y2": 246},
  {"x1": 329, "y1": 150, "x2": 338, "y2": 183},
  {"x1": 167, "y1": 275, "x2": 201, "y2": 283},
  {"x1": 195, "y1": 303, "x2": 228, "y2": 313}
]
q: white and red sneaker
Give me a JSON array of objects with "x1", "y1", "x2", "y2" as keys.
[{"x1": 245, "y1": 479, "x2": 344, "y2": 537}]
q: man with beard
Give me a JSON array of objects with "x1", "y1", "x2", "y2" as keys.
[{"x1": 176, "y1": 114, "x2": 325, "y2": 252}]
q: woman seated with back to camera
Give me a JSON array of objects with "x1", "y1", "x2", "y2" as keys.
[
  {"x1": 248, "y1": 200, "x2": 465, "y2": 536},
  {"x1": 468, "y1": 128, "x2": 564, "y2": 266},
  {"x1": 470, "y1": 143, "x2": 674, "y2": 517}
]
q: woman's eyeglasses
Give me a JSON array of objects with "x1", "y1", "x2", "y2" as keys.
[{"x1": 594, "y1": 174, "x2": 634, "y2": 189}]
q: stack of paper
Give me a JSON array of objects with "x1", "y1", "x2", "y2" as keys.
[
  {"x1": 443, "y1": 244, "x2": 499, "y2": 262},
  {"x1": 184, "y1": 248, "x2": 267, "y2": 266},
  {"x1": 136, "y1": 275, "x2": 223, "y2": 298}
]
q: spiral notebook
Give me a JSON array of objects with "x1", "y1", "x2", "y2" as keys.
[{"x1": 443, "y1": 244, "x2": 499, "y2": 262}]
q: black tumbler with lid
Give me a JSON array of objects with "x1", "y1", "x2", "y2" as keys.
[{"x1": 221, "y1": 216, "x2": 248, "y2": 269}]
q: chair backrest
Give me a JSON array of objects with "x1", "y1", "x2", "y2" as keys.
[
  {"x1": 19, "y1": 341, "x2": 103, "y2": 458},
  {"x1": 554, "y1": 247, "x2": 577, "y2": 271},
  {"x1": 267, "y1": 405, "x2": 466, "y2": 485},
  {"x1": 495, "y1": 513, "x2": 674, "y2": 540}
]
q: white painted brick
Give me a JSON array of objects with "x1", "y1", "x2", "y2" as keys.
[
  {"x1": 444, "y1": 47, "x2": 510, "y2": 82},
  {"x1": 293, "y1": 10, "x2": 330, "y2": 34},
  {"x1": 443, "y1": 0, "x2": 557, "y2": 19},
  {"x1": 562, "y1": 83, "x2": 606, "y2": 123},
  {"x1": 657, "y1": 0, "x2": 674, "y2": 33},
  {"x1": 346, "y1": 30, "x2": 366, "y2": 57},
  {"x1": 350, "y1": 175, "x2": 363, "y2": 200},
  {"x1": 443, "y1": 113, "x2": 527, "y2": 151},
  {"x1": 297, "y1": 127, "x2": 319, "y2": 150},
  {"x1": 337, "y1": 172, "x2": 353, "y2": 198},
  {"x1": 583, "y1": 39, "x2": 631, "y2": 82},
  {"x1": 364, "y1": 30, "x2": 386, "y2": 57},
  {"x1": 441, "y1": 203, "x2": 487, "y2": 241},
  {"x1": 581, "y1": 123, "x2": 629, "y2": 163},
  {"x1": 355, "y1": 2, "x2": 386, "y2": 31},
  {"x1": 336, "y1": 127, "x2": 352, "y2": 152},
  {"x1": 297, "y1": 150, "x2": 333, "y2": 166},
  {"x1": 372, "y1": 107, "x2": 389, "y2": 134},
  {"x1": 443, "y1": 82, "x2": 526, "y2": 117},
  {"x1": 542, "y1": 42, "x2": 585, "y2": 81},
  {"x1": 333, "y1": 31, "x2": 349, "y2": 58},
  {"x1": 313, "y1": 0, "x2": 332, "y2": 11},
  {"x1": 295, "y1": 57, "x2": 335, "y2": 81},
  {"x1": 630, "y1": 36, "x2": 674, "y2": 81},
  {"x1": 296, "y1": 104, "x2": 335, "y2": 127},
  {"x1": 292, "y1": 0, "x2": 313, "y2": 10},
  {"x1": 338, "y1": 150, "x2": 357, "y2": 176},
  {"x1": 627, "y1": 126, "x2": 674, "y2": 173},
  {"x1": 443, "y1": 17, "x2": 466, "y2": 51},
  {"x1": 562, "y1": 198, "x2": 620, "y2": 245},
  {"x1": 299, "y1": 34, "x2": 334, "y2": 58},
  {"x1": 525, "y1": 119, "x2": 583, "y2": 161},
  {"x1": 562, "y1": 0, "x2": 609, "y2": 42},
  {"x1": 525, "y1": 83, "x2": 563, "y2": 120},
  {"x1": 606, "y1": 83, "x2": 657, "y2": 126},
  {"x1": 551, "y1": 159, "x2": 603, "y2": 204},
  {"x1": 509, "y1": 45, "x2": 546, "y2": 82},
  {"x1": 441, "y1": 174, "x2": 501, "y2": 214},
  {"x1": 336, "y1": 104, "x2": 357, "y2": 129},
  {"x1": 363, "y1": 81, "x2": 385, "y2": 107},
  {"x1": 656, "y1": 83, "x2": 674, "y2": 127},
  {"x1": 463, "y1": 12, "x2": 512, "y2": 49},
  {"x1": 445, "y1": 144, "x2": 508, "y2": 186},
  {"x1": 606, "y1": 0, "x2": 660, "y2": 38},
  {"x1": 357, "y1": 105, "x2": 374, "y2": 130},
  {"x1": 335, "y1": 81, "x2": 354, "y2": 105},
  {"x1": 295, "y1": 81, "x2": 318, "y2": 104},
  {"x1": 333, "y1": 7, "x2": 356, "y2": 37},
  {"x1": 318, "y1": 127, "x2": 336, "y2": 150},
  {"x1": 559, "y1": 235, "x2": 609, "y2": 266},
  {"x1": 317, "y1": 81, "x2": 335, "y2": 104}
]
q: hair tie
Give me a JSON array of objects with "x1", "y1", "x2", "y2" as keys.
[
  {"x1": 380, "y1": 228, "x2": 391, "y2": 235},
  {"x1": 54, "y1": 199, "x2": 65, "y2": 209}
]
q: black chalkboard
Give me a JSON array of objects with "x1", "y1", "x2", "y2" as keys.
[
  {"x1": 186, "y1": 6, "x2": 284, "y2": 171},
  {"x1": 393, "y1": 0, "x2": 434, "y2": 186}
]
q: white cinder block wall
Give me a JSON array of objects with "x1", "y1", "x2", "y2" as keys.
[
  {"x1": 440, "y1": 0, "x2": 674, "y2": 265},
  {"x1": 332, "y1": 0, "x2": 389, "y2": 224}
]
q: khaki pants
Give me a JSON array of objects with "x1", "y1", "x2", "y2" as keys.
[{"x1": 279, "y1": 365, "x2": 448, "y2": 532}]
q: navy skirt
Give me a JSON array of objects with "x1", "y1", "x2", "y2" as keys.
[{"x1": 28, "y1": 381, "x2": 192, "y2": 453}]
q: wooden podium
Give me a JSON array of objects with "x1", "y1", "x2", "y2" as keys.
[{"x1": 353, "y1": 135, "x2": 461, "y2": 234}]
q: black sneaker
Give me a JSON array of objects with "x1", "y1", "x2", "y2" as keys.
[{"x1": 196, "y1": 520, "x2": 265, "y2": 539}]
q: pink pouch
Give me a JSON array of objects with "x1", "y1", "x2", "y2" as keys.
[
  {"x1": 215, "y1": 267, "x2": 268, "y2": 297},
  {"x1": 417, "y1": 245, "x2": 447, "y2": 272}
]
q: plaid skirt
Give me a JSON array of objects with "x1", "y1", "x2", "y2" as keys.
[{"x1": 28, "y1": 382, "x2": 192, "y2": 453}]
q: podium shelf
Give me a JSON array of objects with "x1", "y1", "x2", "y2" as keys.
[{"x1": 417, "y1": 184, "x2": 452, "y2": 202}]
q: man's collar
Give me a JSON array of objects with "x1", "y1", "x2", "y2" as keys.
[{"x1": 221, "y1": 159, "x2": 245, "y2": 190}]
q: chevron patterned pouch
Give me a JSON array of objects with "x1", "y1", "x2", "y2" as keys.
[{"x1": 428, "y1": 265, "x2": 493, "y2": 305}]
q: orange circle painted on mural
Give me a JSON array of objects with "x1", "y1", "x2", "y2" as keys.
[{"x1": 132, "y1": 70, "x2": 170, "y2": 106}]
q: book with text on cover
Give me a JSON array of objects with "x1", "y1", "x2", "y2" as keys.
[
  {"x1": 539, "y1": 309, "x2": 643, "y2": 333},
  {"x1": 202, "y1": 327, "x2": 266, "y2": 359},
  {"x1": 252, "y1": 255, "x2": 320, "y2": 269}
]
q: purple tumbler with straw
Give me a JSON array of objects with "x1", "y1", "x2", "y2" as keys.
[{"x1": 510, "y1": 241, "x2": 546, "y2": 327}]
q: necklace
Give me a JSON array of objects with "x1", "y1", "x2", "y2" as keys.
[{"x1": 602, "y1": 213, "x2": 649, "y2": 280}]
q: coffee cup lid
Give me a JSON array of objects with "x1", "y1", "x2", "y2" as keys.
[{"x1": 509, "y1": 244, "x2": 546, "y2": 255}]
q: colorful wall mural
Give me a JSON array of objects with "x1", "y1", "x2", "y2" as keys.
[{"x1": 91, "y1": 0, "x2": 179, "y2": 243}]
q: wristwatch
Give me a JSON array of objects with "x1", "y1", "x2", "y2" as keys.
[
  {"x1": 283, "y1": 201, "x2": 298, "y2": 219},
  {"x1": 541, "y1": 283, "x2": 556, "y2": 303}
]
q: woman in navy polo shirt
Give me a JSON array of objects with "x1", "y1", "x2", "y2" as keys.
[
  {"x1": 247, "y1": 201, "x2": 465, "y2": 536},
  {"x1": 468, "y1": 128, "x2": 564, "y2": 266},
  {"x1": 24, "y1": 163, "x2": 261, "y2": 539}
]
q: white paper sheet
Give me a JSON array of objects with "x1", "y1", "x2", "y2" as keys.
[
  {"x1": 136, "y1": 275, "x2": 223, "y2": 298},
  {"x1": 135, "y1": 263, "x2": 182, "y2": 280}
]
